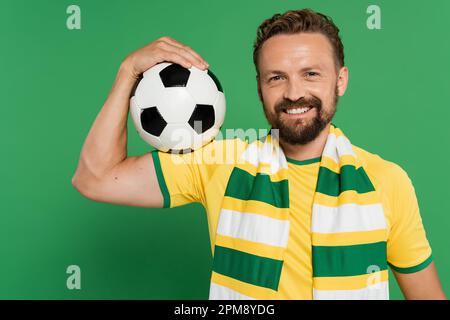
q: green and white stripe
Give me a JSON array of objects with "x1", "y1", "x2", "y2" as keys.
[
  {"x1": 311, "y1": 203, "x2": 386, "y2": 233},
  {"x1": 313, "y1": 281, "x2": 389, "y2": 300},
  {"x1": 217, "y1": 209, "x2": 290, "y2": 247},
  {"x1": 322, "y1": 134, "x2": 355, "y2": 163},
  {"x1": 209, "y1": 283, "x2": 255, "y2": 300},
  {"x1": 240, "y1": 139, "x2": 288, "y2": 174}
]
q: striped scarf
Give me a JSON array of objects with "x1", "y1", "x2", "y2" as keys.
[{"x1": 209, "y1": 124, "x2": 389, "y2": 300}]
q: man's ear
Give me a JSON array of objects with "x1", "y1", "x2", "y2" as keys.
[{"x1": 336, "y1": 66, "x2": 349, "y2": 97}]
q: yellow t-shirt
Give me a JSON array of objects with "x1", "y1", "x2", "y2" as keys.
[{"x1": 151, "y1": 138, "x2": 432, "y2": 299}]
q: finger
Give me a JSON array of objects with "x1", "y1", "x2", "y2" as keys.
[
  {"x1": 170, "y1": 46, "x2": 207, "y2": 69},
  {"x1": 173, "y1": 42, "x2": 207, "y2": 66},
  {"x1": 159, "y1": 49, "x2": 193, "y2": 69},
  {"x1": 160, "y1": 37, "x2": 208, "y2": 67},
  {"x1": 159, "y1": 42, "x2": 206, "y2": 69}
]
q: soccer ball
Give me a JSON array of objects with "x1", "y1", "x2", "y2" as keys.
[{"x1": 130, "y1": 62, "x2": 226, "y2": 153}]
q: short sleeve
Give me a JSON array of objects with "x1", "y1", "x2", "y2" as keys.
[
  {"x1": 386, "y1": 164, "x2": 433, "y2": 273},
  {"x1": 151, "y1": 149, "x2": 205, "y2": 208}
]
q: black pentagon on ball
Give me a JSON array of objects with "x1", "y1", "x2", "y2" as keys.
[
  {"x1": 207, "y1": 69, "x2": 224, "y2": 93},
  {"x1": 188, "y1": 104, "x2": 215, "y2": 134},
  {"x1": 159, "y1": 63, "x2": 191, "y2": 87},
  {"x1": 140, "y1": 106, "x2": 167, "y2": 136}
]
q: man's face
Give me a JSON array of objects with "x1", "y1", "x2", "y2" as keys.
[{"x1": 257, "y1": 33, "x2": 348, "y2": 145}]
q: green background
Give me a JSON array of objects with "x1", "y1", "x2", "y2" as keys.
[{"x1": 1, "y1": 0, "x2": 449, "y2": 299}]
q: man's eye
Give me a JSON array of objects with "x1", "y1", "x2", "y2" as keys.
[
  {"x1": 306, "y1": 71, "x2": 319, "y2": 77},
  {"x1": 269, "y1": 75, "x2": 283, "y2": 81}
]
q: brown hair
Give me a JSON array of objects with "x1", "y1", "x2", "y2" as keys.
[{"x1": 253, "y1": 8, "x2": 345, "y2": 74}]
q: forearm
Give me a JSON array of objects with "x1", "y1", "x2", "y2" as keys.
[
  {"x1": 73, "y1": 60, "x2": 137, "y2": 183},
  {"x1": 394, "y1": 262, "x2": 447, "y2": 300}
]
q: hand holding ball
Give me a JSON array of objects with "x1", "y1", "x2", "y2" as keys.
[{"x1": 130, "y1": 63, "x2": 226, "y2": 153}]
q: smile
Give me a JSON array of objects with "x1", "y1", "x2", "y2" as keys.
[{"x1": 283, "y1": 106, "x2": 313, "y2": 115}]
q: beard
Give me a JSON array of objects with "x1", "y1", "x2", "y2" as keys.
[{"x1": 262, "y1": 86, "x2": 339, "y2": 145}]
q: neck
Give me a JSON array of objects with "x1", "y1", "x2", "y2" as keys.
[{"x1": 278, "y1": 123, "x2": 331, "y2": 161}]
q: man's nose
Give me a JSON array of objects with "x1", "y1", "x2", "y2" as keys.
[{"x1": 283, "y1": 79, "x2": 306, "y2": 102}]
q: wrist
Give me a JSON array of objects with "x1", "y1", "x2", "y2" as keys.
[
  {"x1": 110, "y1": 60, "x2": 140, "y2": 100},
  {"x1": 119, "y1": 57, "x2": 139, "y2": 80}
]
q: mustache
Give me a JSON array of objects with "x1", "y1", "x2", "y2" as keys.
[{"x1": 275, "y1": 96, "x2": 322, "y2": 113}]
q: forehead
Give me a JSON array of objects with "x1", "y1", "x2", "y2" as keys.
[{"x1": 258, "y1": 32, "x2": 335, "y2": 74}]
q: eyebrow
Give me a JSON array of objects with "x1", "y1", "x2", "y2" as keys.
[{"x1": 262, "y1": 65, "x2": 323, "y2": 77}]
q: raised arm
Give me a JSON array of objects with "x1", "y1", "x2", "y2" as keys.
[{"x1": 71, "y1": 37, "x2": 208, "y2": 207}]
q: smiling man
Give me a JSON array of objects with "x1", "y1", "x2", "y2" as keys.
[
  {"x1": 72, "y1": 8, "x2": 446, "y2": 300},
  {"x1": 258, "y1": 33, "x2": 341, "y2": 149}
]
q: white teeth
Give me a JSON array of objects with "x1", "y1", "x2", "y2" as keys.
[{"x1": 286, "y1": 106, "x2": 311, "y2": 114}]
